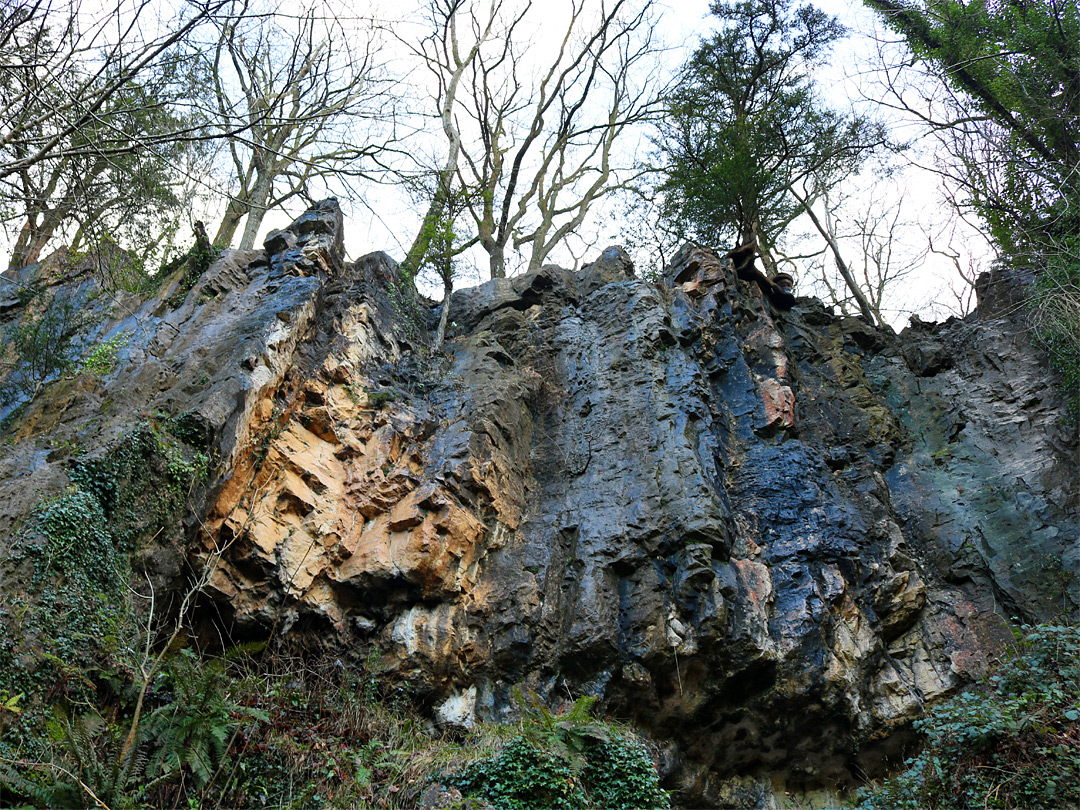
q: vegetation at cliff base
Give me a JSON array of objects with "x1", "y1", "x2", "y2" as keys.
[
  {"x1": 451, "y1": 692, "x2": 669, "y2": 810},
  {"x1": 857, "y1": 624, "x2": 1080, "y2": 810},
  {"x1": 1, "y1": 647, "x2": 670, "y2": 809}
]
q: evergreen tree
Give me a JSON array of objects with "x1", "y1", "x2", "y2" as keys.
[
  {"x1": 864, "y1": 0, "x2": 1080, "y2": 251},
  {"x1": 866, "y1": 0, "x2": 1079, "y2": 406},
  {"x1": 655, "y1": 0, "x2": 879, "y2": 268}
]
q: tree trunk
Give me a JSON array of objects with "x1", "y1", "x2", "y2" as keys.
[
  {"x1": 402, "y1": 186, "x2": 448, "y2": 278},
  {"x1": 790, "y1": 187, "x2": 879, "y2": 326},
  {"x1": 8, "y1": 210, "x2": 65, "y2": 271},
  {"x1": 238, "y1": 169, "x2": 273, "y2": 250},
  {"x1": 8, "y1": 197, "x2": 74, "y2": 271},
  {"x1": 8, "y1": 218, "x2": 40, "y2": 271},
  {"x1": 489, "y1": 242, "x2": 506, "y2": 279},
  {"x1": 214, "y1": 197, "x2": 247, "y2": 248},
  {"x1": 433, "y1": 272, "x2": 453, "y2": 351}
]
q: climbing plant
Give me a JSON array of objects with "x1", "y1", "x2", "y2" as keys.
[
  {"x1": 857, "y1": 623, "x2": 1080, "y2": 810},
  {"x1": 0, "y1": 417, "x2": 210, "y2": 715},
  {"x1": 70, "y1": 418, "x2": 210, "y2": 549},
  {"x1": 0, "y1": 488, "x2": 134, "y2": 705}
]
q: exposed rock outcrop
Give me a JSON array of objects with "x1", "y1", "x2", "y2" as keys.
[{"x1": 1, "y1": 202, "x2": 1075, "y2": 808}]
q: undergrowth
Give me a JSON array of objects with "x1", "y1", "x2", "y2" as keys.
[
  {"x1": 1, "y1": 645, "x2": 671, "y2": 809},
  {"x1": 450, "y1": 690, "x2": 669, "y2": 810},
  {"x1": 856, "y1": 623, "x2": 1080, "y2": 810}
]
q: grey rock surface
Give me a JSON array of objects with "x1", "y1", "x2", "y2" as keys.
[{"x1": 0, "y1": 203, "x2": 1075, "y2": 808}]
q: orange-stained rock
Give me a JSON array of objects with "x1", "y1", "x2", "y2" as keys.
[
  {"x1": 757, "y1": 375, "x2": 796, "y2": 430},
  {"x1": 2, "y1": 206, "x2": 1072, "y2": 810}
]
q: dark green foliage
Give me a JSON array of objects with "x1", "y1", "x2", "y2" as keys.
[
  {"x1": 1, "y1": 646, "x2": 268, "y2": 810},
  {"x1": 22, "y1": 488, "x2": 124, "y2": 594},
  {"x1": 864, "y1": 0, "x2": 1080, "y2": 406},
  {"x1": 454, "y1": 738, "x2": 584, "y2": 810},
  {"x1": 583, "y1": 738, "x2": 671, "y2": 810},
  {"x1": 654, "y1": 0, "x2": 879, "y2": 254},
  {"x1": 513, "y1": 691, "x2": 610, "y2": 771},
  {"x1": 0, "y1": 417, "x2": 214, "y2": 808},
  {"x1": 864, "y1": 0, "x2": 1079, "y2": 251},
  {"x1": 452, "y1": 694, "x2": 669, "y2": 810},
  {"x1": 70, "y1": 419, "x2": 209, "y2": 548},
  {"x1": 857, "y1": 624, "x2": 1080, "y2": 810},
  {"x1": 1, "y1": 707, "x2": 150, "y2": 810},
  {"x1": 163, "y1": 410, "x2": 212, "y2": 449},
  {"x1": 0, "y1": 488, "x2": 135, "y2": 704},
  {"x1": 0, "y1": 419, "x2": 208, "y2": 715},
  {"x1": 366, "y1": 389, "x2": 399, "y2": 409}
]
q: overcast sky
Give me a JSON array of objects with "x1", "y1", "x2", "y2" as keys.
[
  {"x1": 311, "y1": 0, "x2": 992, "y2": 326},
  {"x1": 8, "y1": 0, "x2": 994, "y2": 328}
]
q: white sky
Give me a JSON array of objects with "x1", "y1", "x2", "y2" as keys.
[
  {"x1": 321, "y1": 0, "x2": 994, "y2": 327},
  {"x1": 7, "y1": 0, "x2": 995, "y2": 328}
]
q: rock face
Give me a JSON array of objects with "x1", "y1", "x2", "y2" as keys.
[{"x1": 1, "y1": 202, "x2": 1076, "y2": 807}]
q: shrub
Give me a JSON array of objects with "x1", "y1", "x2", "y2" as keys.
[
  {"x1": 451, "y1": 693, "x2": 669, "y2": 810},
  {"x1": 81, "y1": 331, "x2": 130, "y2": 376},
  {"x1": 857, "y1": 623, "x2": 1080, "y2": 810},
  {"x1": 0, "y1": 288, "x2": 92, "y2": 400}
]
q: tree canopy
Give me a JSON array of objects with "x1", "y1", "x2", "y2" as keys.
[
  {"x1": 865, "y1": 0, "x2": 1080, "y2": 251},
  {"x1": 1, "y1": 0, "x2": 1075, "y2": 334},
  {"x1": 653, "y1": 0, "x2": 881, "y2": 270}
]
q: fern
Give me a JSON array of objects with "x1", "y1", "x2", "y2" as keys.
[
  {"x1": 144, "y1": 648, "x2": 267, "y2": 789},
  {"x1": 2, "y1": 706, "x2": 157, "y2": 810},
  {"x1": 514, "y1": 689, "x2": 611, "y2": 774},
  {"x1": 0, "y1": 646, "x2": 269, "y2": 808}
]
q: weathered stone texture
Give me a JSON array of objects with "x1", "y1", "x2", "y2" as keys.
[{"x1": 1, "y1": 201, "x2": 1075, "y2": 808}]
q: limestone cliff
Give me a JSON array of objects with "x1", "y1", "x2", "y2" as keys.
[{"x1": 1, "y1": 201, "x2": 1076, "y2": 808}]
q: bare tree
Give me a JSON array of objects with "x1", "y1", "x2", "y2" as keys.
[
  {"x1": 398, "y1": 0, "x2": 503, "y2": 278},
  {"x1": 925, "y1": 221, "x2": 982, "y2": 319},
  {"x1": 800, "y1": 182, "x2": 933, "y2": 325},
  {"x1": 0, "y1": 0, "x2": 229, "y2": 270},
  {"x1": 408, "y1": 0, "x2": 663, "y2": 279},
  {"x1": 209, "y1": 1, "x2": 397, "y2": 249},
  {"x1": 790, "y1": 183, "x2": 880, "y2": 324},
  {"x1": 0, "y1": 0, "x2": 231, "y2": 183}
]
